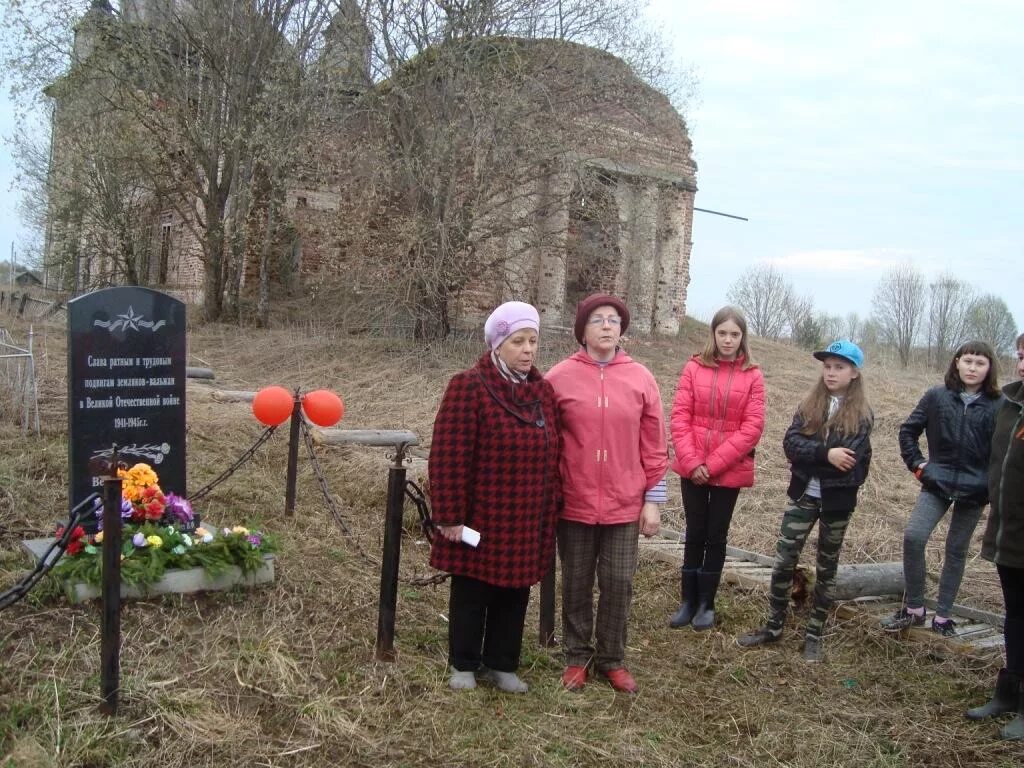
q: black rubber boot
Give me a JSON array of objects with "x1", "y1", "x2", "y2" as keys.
[
  {"x1": 692, "y1": 570, "x2": 722, "y2": 631},
  {"x1": 1000, "y1": 684, "x2": 1024, "y2": 741},
  {"x1": 669, "y1": 569, "x2": 699, "y2": 628},
  {"x1": 966, "y1": 669, "x2": 1019, "y2": 720}
]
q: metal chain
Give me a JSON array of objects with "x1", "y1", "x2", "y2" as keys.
[
  {"x1": 301, "y1": 421, "x2": 379, "y2": 566},
  {"x1": 401, "y1": 480, "x2": 448, "y2": 586},
  {"x1": 404, "y1": 480, "x2": 435, "y2": 543},
  {"x1": 187, "y1": 425, "x2": 278, "y2": 502},
  {"x1": 0, "y1": 493, "x2": 100, "y2": 611},
  {"x1": 300, "y1": 421, "x2": 447, "y2": 584}
]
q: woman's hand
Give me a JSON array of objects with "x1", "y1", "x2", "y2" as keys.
[
  {"x1": 690, "y1": 465, "x2": 710, "y2": 485},
  {"x1": 827, "y1": 447, "x2": 856, "y2": 472},
  {"x1": 437, "y1": 524, "x2": 464, "y2": 543},
  {"x1": 639, "y1": 502, "x2": 661, "y2": 538}
]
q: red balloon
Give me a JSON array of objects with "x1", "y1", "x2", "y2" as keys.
[
  {"x1": 252, "y1": 386, "x2": 294, "y2": 426},
  {"x1": 302, "y1": 389, "x2": 344, "y2": 427}
]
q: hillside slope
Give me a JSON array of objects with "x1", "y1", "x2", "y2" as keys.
[{"x1": 0, "y1": 314, "x2": 1016, "y2": 767}]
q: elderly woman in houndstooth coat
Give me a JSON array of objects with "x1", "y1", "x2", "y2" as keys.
[{"x1": 428, "y1": 301, "x2": 561, "y2": 694}]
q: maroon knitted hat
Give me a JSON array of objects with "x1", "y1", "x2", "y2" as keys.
[{"x1": 573, "y1": 293, "x2": 630, "y2": 345}]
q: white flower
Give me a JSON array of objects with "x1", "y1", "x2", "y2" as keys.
[{"x1": 182, "y1": 534, "x2": 193, "y2": 547}]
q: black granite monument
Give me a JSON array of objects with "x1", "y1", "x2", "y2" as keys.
[{"x1": 68, "y1": 287, "x2": 187, "y2": 529}]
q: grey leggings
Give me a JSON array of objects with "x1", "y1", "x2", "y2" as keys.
[{"x1": 903, "y1": 489, "x2": 984, "y2": 616}]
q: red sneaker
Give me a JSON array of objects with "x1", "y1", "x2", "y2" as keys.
[
  {"x1": 602, "y1": 667, "x2": 638, "y2": 694},
  {"x1": 561, "y1": 665, "x2": 588, "y2": 691}
]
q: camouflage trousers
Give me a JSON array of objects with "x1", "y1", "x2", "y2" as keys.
[{"x1": 765, "y1": 496, "x2": 854, "y2": 639}]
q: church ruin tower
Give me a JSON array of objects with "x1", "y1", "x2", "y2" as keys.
[{"x1": 320, "y1": 0, "x2": 372, "y2": 97}]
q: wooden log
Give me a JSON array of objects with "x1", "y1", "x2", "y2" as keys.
[
  {"x1": 211, "y1": 390, "x2": 256, "y2": 403},
  {"x1": 185, "y1": 366, "x2": 215, "y2": 380},
  {"x1": 312, "y1": 428, "x2": 419, "y2": 448},
  {"x1": 832, "y1": 562, "x2": 905, "y2": 600}
]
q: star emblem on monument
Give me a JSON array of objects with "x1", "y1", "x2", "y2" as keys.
[{"x1": 117, "y1": 306, "x2": 145, "y2": 331}]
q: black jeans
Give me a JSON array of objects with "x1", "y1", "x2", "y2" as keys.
[
  {"x1": 997, "y1": 564, "x2": 1024, "y2": 675},
  {"x1": 681, "y1": 480, "x2": 741, "y2": 573},
  {"x1": 448, "y1": 574, "x2": 530, "y2": 673}
]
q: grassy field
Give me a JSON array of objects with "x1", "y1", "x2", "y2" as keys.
[{"x1": 0, "y1": 308, "x2": 1020, "y2": 767}]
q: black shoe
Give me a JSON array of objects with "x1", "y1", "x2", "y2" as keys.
[
  {"x1": 737, "y1": 626, "x2": 782, "y2": 648},
  {"x1": 692, "y1": 570, "x2": 722, "y2": 631},
  {"x1": 966, "y1": 669, "x2": 1019, "y2": 720},
  {"x1": 880, "y1": 607, "x2": 926, "y2": 632},
  {"x1": 669, "y1": 569, "x2": 699, "y2": 628},
  {"x1": 692, "y1": 604, "x2": 715, "y2": 631},
  {"x1": 669, "y1": 601, "x2": 695, "y2": 628},
  {"x1": 802, "y1": 635, "x2": 822, "y2": 662},
  {"x1": 931, "y1": 617, "x2": 957, "y2": 637}
]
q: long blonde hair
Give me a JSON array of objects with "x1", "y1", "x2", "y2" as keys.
[
  {"x1": 698, "y1": 306, "x2": 756, "y2": 370},
  {"x1": 797, "y1": 370, "x2": 872, "y2": 436}
]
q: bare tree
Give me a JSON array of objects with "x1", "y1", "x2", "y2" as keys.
[
  {"x1": 843, "y1": 311, "x2": 862, "y2": 342},
  {"x1": 966, "y1": 294, "x2": 1019, "y2": 355},
  {"x1": 323, "y1": 0, "x2": 694, "y2": 338},
  {"x1": 926, "y1": 273, "x2": 975, "y2": 367},
  {"x1": 3, "y1": 0, "x2": 336, "y2": 320},
  {"x1": 817, "y1": 312, "x2": 845, "y2": 343},
  {"x1": 726, "y1": 264, "x2": 793, "y2": 340},
  {"x1": 871, "y1": 263, "x2": 927, "y2": 367}
]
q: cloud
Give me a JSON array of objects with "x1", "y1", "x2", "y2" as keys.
[{"x1": 766, "y1": 249, "x2": 914, "y2": 272}]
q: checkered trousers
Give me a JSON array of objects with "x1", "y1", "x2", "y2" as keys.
[{"x1": 558, "y1": 518, "x2": 639, "y2": 671}]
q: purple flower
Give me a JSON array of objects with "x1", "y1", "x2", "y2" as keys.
[
  {"x1": 246, "y1": 534, "x2": 262, "y2": 548},
  {"x1": 163, "y1": 493, "x2": 194, "y2": 525},
  {"x1": 94, "y1": 499, "x2": 135, "y2": 531},
  {"x1": 132, "y1": 532, "x2": 147, "y2": 547}
]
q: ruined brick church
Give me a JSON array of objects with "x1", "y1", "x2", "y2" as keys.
[{"x1": 46, "y1": 1, "x2": 697, "y2": 334}]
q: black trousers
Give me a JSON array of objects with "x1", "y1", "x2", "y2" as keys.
[
  {"x1": 681, "y1": 480, "x2": 741, "y2": 573},
  {"x1": 997, "y1": 564, "x2": 1024, "y2": 675},
  {"x1": 448, "y1": 574, "x2": 531, "y2": 673}
]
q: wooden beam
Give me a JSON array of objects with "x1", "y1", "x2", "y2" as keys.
[{"x1": 311, "y1": 428, "x2": 419, "y2": 448}]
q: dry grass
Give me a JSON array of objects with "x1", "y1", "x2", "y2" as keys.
[{"x1": 0, "y1": 310, "x2": 1020, "y2": 767}]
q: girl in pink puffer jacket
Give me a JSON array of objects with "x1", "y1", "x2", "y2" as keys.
[{"x1": 669, "y1": 306, "x2": 766, "y2": 630}]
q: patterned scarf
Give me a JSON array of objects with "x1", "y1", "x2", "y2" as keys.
[{"x1": 491, "y1": 350, "x2": 528, "y2": 384}]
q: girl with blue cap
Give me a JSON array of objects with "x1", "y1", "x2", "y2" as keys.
[{"x1": 737, "y1": 340, "x2": 873, "y2": 662}]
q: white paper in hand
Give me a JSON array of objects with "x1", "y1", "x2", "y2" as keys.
[{"x1": 461, "y1": 526, "x2": 481, "y2": 547}]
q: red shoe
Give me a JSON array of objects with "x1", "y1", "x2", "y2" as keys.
[
  {"x1": 561, "y1": 665, "x2": 588, "y2": 691},
  {"x1": 602, "y1": 667, "x2": 638, "y2": 694}
]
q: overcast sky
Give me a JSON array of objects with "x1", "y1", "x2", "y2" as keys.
[
  {"x1": 647, "y1": 0, "x2": 1023, "y2": 332},
  {"x1": 2, "y1": 1, "x2": 1021, "y2": 332}
]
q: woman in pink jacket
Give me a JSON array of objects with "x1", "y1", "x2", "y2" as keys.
[
  {"x1": 547, "y1": 293, "x2": 669, "y2": 694},
  {"x1": 669, "y1": 306, "x2": 765, "y2": 630}
]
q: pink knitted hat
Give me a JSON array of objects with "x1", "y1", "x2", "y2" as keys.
[{"x1": 483, "y1": 301, "x2": 540, "y2": 350}]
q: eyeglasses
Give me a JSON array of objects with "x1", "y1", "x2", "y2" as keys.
[{"x1": 587, "y1": 315, "x2": 622, "y2": 326}]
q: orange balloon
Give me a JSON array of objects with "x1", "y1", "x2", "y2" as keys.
[
  {"x1": 302, "y1": 389, "x2": 344, "y2": 427},
  {"x1": 252, "y1": 386, "x2": 294, "y2": 426}
]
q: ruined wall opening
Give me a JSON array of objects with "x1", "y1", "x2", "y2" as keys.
[{"x1": 565, "y1": 170, "x2": 620, "y2": 311}]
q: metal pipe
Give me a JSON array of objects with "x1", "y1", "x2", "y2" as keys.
[
  {"x1": 538, "y1": 554, "x2": 556, "y2": 646},
  {"x1": 693, "y1": 207, "x2": 749, "y2": 221},
  {"x1": 375, "y1": 443, "x2": 408, "y2": 661},
  {"x1": 284, "y1": 390, "x2": 301, "y2": 516},
  {"x1": 99, "y1": 466, "x2": 122, "y2": 715}
]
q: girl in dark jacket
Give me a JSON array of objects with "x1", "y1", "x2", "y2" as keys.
[
  {"x1": 882, "y1": 341, "x2": 1003, "y2": 636},
  {"x1": 737, "y1": 341, "x2": 873, "y2": 662},
  {"x1": 965, "y1": 333, "x2": 1024, "y2": 740},
  {"x1": 429, "y1": 301, "x2": 561, "y2": 693}
]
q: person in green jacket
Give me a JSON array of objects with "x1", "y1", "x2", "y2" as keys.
[{"x1": 965, "y1": 332, "x2": 1024, "y2": 740}]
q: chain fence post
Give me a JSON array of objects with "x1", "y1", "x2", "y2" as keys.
[
  {"x1": 99, "y1": 465, "x2": 123, "y2": 716},
  {"x1": 539, "y1": 553, "x2": 557, "y2": 646},
  {"x1": 375, "y1": 442, "x2": 408, "y2": 661},
  {"x1": 284, "y1": 390, "x2": 302, "y2": 516}
]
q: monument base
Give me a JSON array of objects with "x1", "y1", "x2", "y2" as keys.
[{"x1": 21, "y1": 539, "x2": 275, "y2": 604}]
